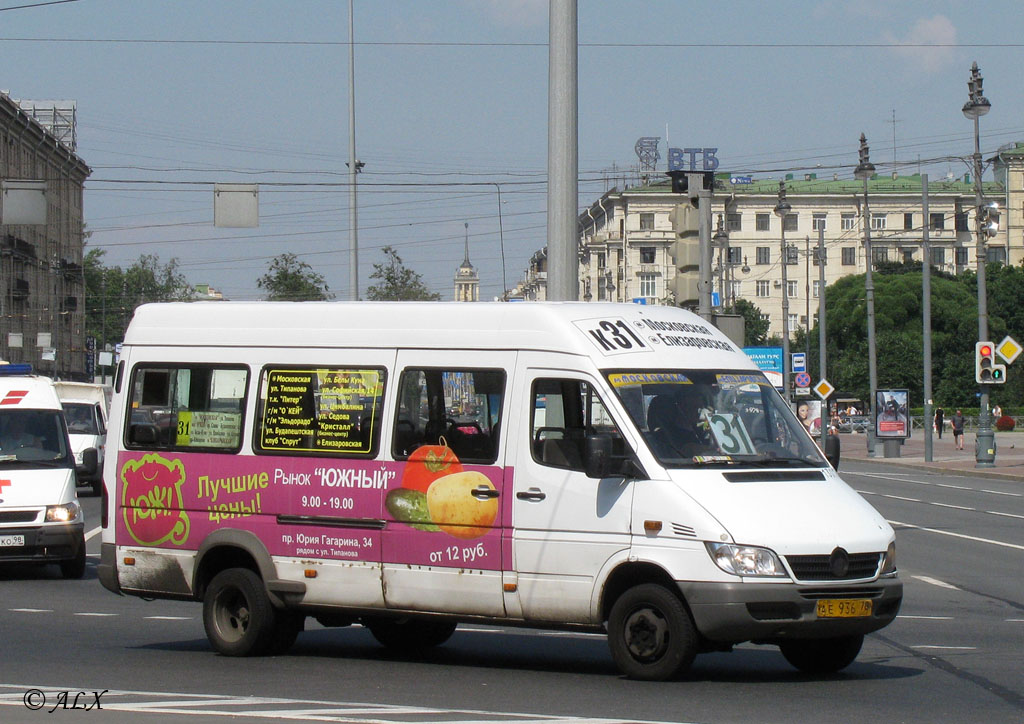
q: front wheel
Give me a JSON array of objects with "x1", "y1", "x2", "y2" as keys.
[
  {"x1": 203, "y1": 568, "x2": 276, "y2": 656},
  {"x1": 59, "y1": 534, "x2": 86, "y2": 579},
  {"x1": 607, "y1": 584, "x2": 698, "y2": 681},
  {"x1": 779, "y1": 634, "x2": 863, "y2": 674}
]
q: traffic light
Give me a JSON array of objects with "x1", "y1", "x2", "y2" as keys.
[
  {"x1": 980, "y1": 201, "x2": 1000, "y2": 238},
  {"x1": 975, "y1": 341, "x2": 1007, "y2": 384},
  {"x1": 668, "y1": 202, "x2": 700, "y2": 306}
]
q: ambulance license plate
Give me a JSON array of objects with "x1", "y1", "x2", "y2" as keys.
[
  {"x1": 0, "y1": 534, "x2": 25, "y2": 547},
  {"x1": 816, "y1": 599, "x2": 872, "y2": 618}
]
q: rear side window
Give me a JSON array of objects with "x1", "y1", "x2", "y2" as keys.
[
  {"x1": 126, "y1": 365, "x2": 249, "y2": 452},
  {"x1": 254, "y1": 367, "x2": 386, "y2": 458}
]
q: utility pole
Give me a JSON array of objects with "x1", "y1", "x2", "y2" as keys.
[
  {"x1": 818, "y1": 226, "x2": 827, "y2": 447},
  {"x1": 922, "y1": 174, "x2": 933, "y2": 462},
  {"x1": 546, "y1": 0, "x2": 578, "y2": 301},
  {"x1": 347, "y1": 0, "x2": 360, "y2": 301},
  {"x1": 775, "y1": 181, "x2": 792, "y2": 401},
  {"x1": 855, "y1": 134, "x2": 878, "y2": 458}
]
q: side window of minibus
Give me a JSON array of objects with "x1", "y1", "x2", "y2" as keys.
[
  {"x1": 531, "y1": 378, "x2": 625, "y2": 471},
  {"x1": 392, "y1": 368, "x2": 504, "y2": 464},
  {"x1": 126, "y1": 365, "x2": 248, "y2": 452}
]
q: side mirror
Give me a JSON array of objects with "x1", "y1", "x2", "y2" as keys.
[
  {"x1": 130, "y1": 423, "x2": 159, "y2": 445},
  {"x1": 81, "y1": 447, "x2": 99, "y2": 475},
  {"x1": 584, "y1": 435, "x2": 612, "y2": 479}
]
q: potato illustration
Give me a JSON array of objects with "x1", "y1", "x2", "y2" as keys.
[{"x1": 425, "y1": 471, "x2": 498, "y2": 539}]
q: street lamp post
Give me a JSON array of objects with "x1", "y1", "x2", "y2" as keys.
[
  {"x1": 775, "y1": 181, "x2": 792, "y2": 401},
  {"x1": 963, "y1": 61, "x2": 995, "y2": 467},
  {"x1": 714, "y1": 214, "x2": 729, "y2": 307},
  {"x1": 855, "y1": 133, "x2": 879, "y2": 458}
]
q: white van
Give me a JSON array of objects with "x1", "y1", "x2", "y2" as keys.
[
  {"x1": 0, "y1": 372, "x2": 87, "y2": 578},
  {"x1": 99, "y1": 302, "x2": 901, "y2": 679},
  {"x1": 55, "y1": 381, "x2": 111, "y2": 496}
]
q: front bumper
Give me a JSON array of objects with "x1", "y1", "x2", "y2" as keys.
[
  {"x1": 0, "y1": 522, "x2": 85, "y2": 564},
  {"x1": 678, "y1": 577, "x2": 902, "y2": 643}
]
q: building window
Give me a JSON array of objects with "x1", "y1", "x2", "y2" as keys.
[
  {"x1": 812, "y1": 247, "x2": 826, "y2": 266},
  {"x1": 786, "y1": 280, "x2": 798, "y2": 298},
  {"x1": 841, "y1": 213, "x2": 856, "y2": 230},
  {"x1": 871, "y1": 214, "x2": 887, "y2": 230},
  {"x1": 930, "y1": 247, "x2": 945, "y2": 266},
  {"x1": 929, "y1": 213, "x2": 945, "y2": 231},
  {"x1": 842, "y1": 247, "x2": 856, "y2": 265},
  {"x1": 785, "y1": 245, "x2": 798, "y2": 265},
  {"x1": 729, "y1": 280, "x2": 742, "y2": 300},
  {"x1": 904, "y1": 213, "x2": 914, "y2": 231},
  {"x1": 955, "y1": 211, "x2": 969, "y2": 231},
  {"x1": 813, "y1": 280, "x2": 822, "y2": 298},
  {"x1": 639, "y1": 212, "x2": 655, "y2": 230},
  {"x1": 638, "y1": 273, "x2": 657, "y2": 297},
  {"x1": 727, "y1": 247, "x2": 742, "y2": 264},
  {"x1": 640, "y1": 246, "x2": 656, "y2": 264},
  {"x1": 812, "y1": 213, "x2": 826, "y2": 231},
  {"x1": 956, "y1": 247, "x2": 969, "y2": 266},
  {"x1": 756, "y1": 246, "x2": 771, "y2": 265},
  {"x1": 727, "y1": 212, "x2": 742, "y2": 232},
  {"x1": 783, "y1": 213, "x2": 798, "y2": 232},
  {"x1": 987, "y1": 246, "x2": 1007, "y2": 264},
  {"x1": 787, "y1": 313, "x2": 799, "y2": 330},
  {"x1": 756, "y1": 213, "x2": 770, "y2": 231},
  {"x1": 756, "y1": 280, "x2": 770, "y2": 297},
  {"x1": 872, "y1": 246, "x2": 888, "y2": 264},
  {"x1": 902, "y1": 247, "x2": 915, "y2": 264}
]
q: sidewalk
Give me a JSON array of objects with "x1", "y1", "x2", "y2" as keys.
[{"x1": 836, "y1": 428, "x2": 1024, "y2": 481}]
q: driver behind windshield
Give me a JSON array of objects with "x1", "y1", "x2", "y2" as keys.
[{"x1": 646, "y1": 387, "x2": 717, "y2": 459}]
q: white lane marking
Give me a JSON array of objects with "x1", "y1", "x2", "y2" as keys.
[
  {"x1": 7, "y1": 608, "x2": 52, "y2": 613},
  {"x1": 0, "y1": 684, "x2": 687, "y2": 724},
  {"x1": 897, "y1": 615, "x2": 954, "y2": 620},
  {"x1": 889, "y1": 519, "x2": 1024, "y2": 551},
  {"x1": 85, "y1": 526, "x2": 102, "y2": 541},
  {"x1": 911, "y1": 645, "x2": 977, "y2": 650},
  {"x1": 931, "y1": 502, "x2": 973, "y2": 511},
  {"x1": 986, "y1": 509, "x2": 1024, "y2": 520},
  {"x1": 1007, "y1": 619, "x2": 1024, "y2": 623},
  {"x1": 912, "y1": 575, "x2": 960, "y2": 590},
  {"x1": 144, "y1": 616, "x2": 193, "y2": 621},
  {"x1": 73, "y1": 612, "x2": 118, "y2": 617},
  {"x1": 849, "y1": 471, "x2": 1022, "y2": 497},
  {"x1": 864, "y1": 491, "x2": 1024, "y2": 523}
]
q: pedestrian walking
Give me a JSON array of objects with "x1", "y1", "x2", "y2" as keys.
[
  {"x1": 824, "y1": 425, "x2": 841, "y2": 470},
  {"x1": 951, "y1": 409, "x2": 965, "y2": 450},
  {"x1": 934, "y1": 407, "x2": 944, "y2": 439}
]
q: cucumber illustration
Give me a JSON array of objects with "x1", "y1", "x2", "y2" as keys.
[{"x1": 385, "y1": 488, "x2": 440, "y2": 532}]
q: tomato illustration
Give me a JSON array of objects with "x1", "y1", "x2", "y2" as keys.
[{"x1": 400, "y1": 444, "x2": 462, "y2": 494}]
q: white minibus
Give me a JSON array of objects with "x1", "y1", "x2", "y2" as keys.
[{"x1": 99, "y1": 302, "x2": 901, "y2": 680}]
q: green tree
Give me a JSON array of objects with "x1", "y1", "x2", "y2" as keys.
[
  {"x1": 84, "y1": 249, "x2": 194, "y2": 347},
  {"x1": 725, "y1": 298, "x2": 770, "y2": 347},
  {"x1": 257, "y1": 253, "x2": 333, "y2": 301},
  {"x1": 365, "y1": 246, "x2": 441, "y2": 301}
]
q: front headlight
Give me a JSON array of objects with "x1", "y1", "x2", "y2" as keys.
[
  {"x1": 45, "y1": 501, "x2": 81, "y2": 523},
  {"x1": 706, "y1": 542, "x2": 788, "y2": 577},
  {"x1": 880, "y1": 541, "x2": 897, "y2": 576}
]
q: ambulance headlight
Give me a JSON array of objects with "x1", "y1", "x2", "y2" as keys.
[
  {"x1": 45, "y1": 501, "x2": 81, "y2": 523},
  {"x1": 706, "y1": 542, "x2": 787, "y2": 577}
]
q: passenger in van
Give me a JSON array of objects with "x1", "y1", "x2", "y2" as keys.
[
  {"x1": 646, "y1": 390, "x2": 716, "y2": 459},
  {"x1": 2, "y1": 417, "x2": 41, "y2": 450}
]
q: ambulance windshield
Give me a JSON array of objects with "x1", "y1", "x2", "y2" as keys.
[
  {"x1": 607, "y1": 370, "x2": 826, "y2": 468},
  {"x1": 0, "y1": 410, "x2": 70, "y2": 464}
]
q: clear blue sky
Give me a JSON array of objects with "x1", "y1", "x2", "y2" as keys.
[{"x1": 3, "y1": 0, "x2": 1022, "y2": 300}]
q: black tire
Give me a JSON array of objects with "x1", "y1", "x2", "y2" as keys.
[
  {"x1": 607, "y1": 583, "x2": 698, "y2": 681},
  {"x1": 779, "y1": 634, "x2": 863, "y2": 674},
  {"x1": 203, "y1": 568, "x2": 276, "y2": 656},
  {"x1": 365, "y1": 617, "x2": 457, "y2": 650},
  {"x1": 59, "y1": 534, "x2": 86, "y2": 579},
  {"x1": 267, "y1": 611, "x2": 304, "y2": 655}
]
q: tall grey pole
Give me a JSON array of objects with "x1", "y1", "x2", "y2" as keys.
[
  {"x1": 805, "y1": 235, "x2": 811, "y2": 360},
  {"x1": 864, "y1": 175, "x2": 878, "y2": 458},
  {"x1": 775, "y1": 181, "x2": 792, "y2": 401},
  {"x1": 972, "y1": 113, "x2": 994, "y2": 466},
  {"x1": 698, "y1": 189, "x2": 713, "y2": 320},
  {"x1": 922, "y1": 174, "x2": 933, "y2": 462},
  {"x1": 818, "y1": 226, "x2": 827, "y2": 447},
  {"x1": 347, "y1": 0, "x2": 359, "y2": 301},
  {"x1": 546, "y1": 0, "x2": 578, "y2": 301}
]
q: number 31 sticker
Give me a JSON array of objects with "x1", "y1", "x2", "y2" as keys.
[
  {"x1": 706, "y1": 413, "x2": 756, "y2": 455},
  {"x1": 575, "y1": 318, "x2": 652, "y2": 356}
]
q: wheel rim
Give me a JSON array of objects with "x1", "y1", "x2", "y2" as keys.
[
  {"x1": 622, "y1": 605, "x2": 669, "y2": 662},
  {"x1": 213, "y1": 587, "x2": 250, "y2": 643}
]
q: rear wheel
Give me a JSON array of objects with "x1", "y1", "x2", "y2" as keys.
[
  {"x1": 203, "y1": 568, "x2": 276, "y2": 656},
  {"x1": 779, "y1": 634, "x2": 863, "y2": 674},
  {"x1": 365, "y1": 617, "x2": 457, "y2": 650},
  {"x1": 59, "y1": 534, "x2": 86, "y2": 579},
  {"x1": 607, "y1": 584, "x2": 697, "y2": 681}
]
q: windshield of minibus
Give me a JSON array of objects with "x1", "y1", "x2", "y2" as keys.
[
  {"x1": 0, "y1": 409, "x2": 72, "y2": 466},
  {"x1": 62, "y1": 402, "x2": 100, "y2": 435},
  {"x1": 607, "y1": 370, "x2": 826, "y2": 468}
]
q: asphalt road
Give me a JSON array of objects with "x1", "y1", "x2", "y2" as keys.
[{"x1": 1, "y1": 467, "x2": 1021, "y2": 724}]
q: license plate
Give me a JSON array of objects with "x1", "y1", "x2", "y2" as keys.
[
  {"x1": 816, "y1": 599, "x2": 872, "y2": 618},
  {"x1": 0, "y1": 534, "x2": 25, "y2": 547}
]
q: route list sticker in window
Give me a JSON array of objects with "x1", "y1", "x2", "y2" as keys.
[{"x1": 260, "y1": 368, "x2": 384, "y2": 454}]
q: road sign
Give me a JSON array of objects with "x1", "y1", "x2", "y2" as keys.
[
  {"x1": 794, "y1": 372, "x2": 811, "y2": 388},
  {"x1": 792, "y1": 353, "x2": 806, "y2": 373},
  {"x1": 997, "y1": 335, "x2": 1022, "y2": 364},
  {"x1": 813, "y1": 379, "x2": 835, "y2": 399}
]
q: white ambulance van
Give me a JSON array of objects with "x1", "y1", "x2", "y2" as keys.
[
  {"x1": 99, "y1": 302, "x2": 901, "y2": 679},
  {"x1": 55, "y1": 381, "x2": 111, "y2": 497},
  {"x1": 0, "y1": 370, "x2": 88, "y2": 578}
]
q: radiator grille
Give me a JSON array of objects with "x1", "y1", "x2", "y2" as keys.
[{"x1": 786, "y1": 552, "x2": 881, "y2": 581}]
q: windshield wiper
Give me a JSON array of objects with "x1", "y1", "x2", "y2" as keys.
[{"x1": 689, "y1": 453, "x2": 820, "y2": 467}]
